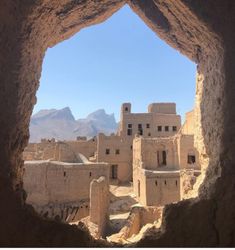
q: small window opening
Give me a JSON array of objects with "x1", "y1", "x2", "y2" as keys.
[
  {"x1": 130, "y1": 145, "x2": 133, "y2": 150},
  {"x1": 148, "y1": 133, "x2": 151, "y2": 136},
  {"x1": 127, "y1": 129, "x2": 132, "y2": 136},
  {"x1": 125, "y1": 107, "x2": 128, "y2": 111},
  {"x1": 158, "y1": 126, "x2": 162, "y2": 132},
  {"x1": 64, "y1": 171, "x2": 66, "y2": 177},
  {"x1": 89, "y1": 172, "x2": 92, "y2": 177},
  {"x1": 146, "y1": 123, "x2": 150, "y2": 128},
  {"x1": 165, "y1": 180, "x2": 167, "y2": 185},
  {"x1": 173, "y1": 126, "x2": 177, "y2": 131},
  {"x1": 165, "y1": 126, "x2": 169, "y2": 131},
  {"x1": 138, "y1": 124, "x2": 142, "y2": 129},
  {"x1": 155, "y1": 180, "x2": 158, "y2": 186},
  {"x1": 110, "y1": 165, "x2": 118, "y2": 179},
  {"x1": 106, "y1": 148, "x2": 110, "y2": 155},
  {"x1": 188, "y1": 155, "x2": 196, "y2": 164},
  {"x1": 138, "y1": 129, "x2": 143, "y2": 135},
  {"x1": 176, "y1": 180, "x2": 178, "y2": 186},
  {"x1": 128, "y1": 123, "x2": 132, "y2": 128},
  {"x1": 115, "y1": 149, "x2": 120, "y2": 155},
  {"x1": 138, "y1": 180, "x2": 140, "y2": 197}
]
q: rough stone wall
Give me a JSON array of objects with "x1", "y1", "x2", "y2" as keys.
[
  {"x1": 23, "y1": 141, "x2": 83, "y2": 163},
  {"x1": 23, "y1": 161, "x2": 109, "y2": 224},
  {"x1": 90, "y1": 176, "x2": 110, "y2": 238},
  {"x1": 0, "y1": 0, "x2": 234, "y2": 247},
  {"x1": 66, "y1": 138, "x2": 97, "y2": 160},
  {"x1": 119, "y1": 103, "x2": 181, "y2": 139},
  {"x1": 97, "y1": 133, "x2": 132, "y2": 182}
]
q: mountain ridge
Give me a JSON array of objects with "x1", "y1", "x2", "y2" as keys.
[{"x1": 29, "y1": 107, "x2": 118, "y2": 142}]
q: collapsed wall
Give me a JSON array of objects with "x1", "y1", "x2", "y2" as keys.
[{"x1": 23, "y1": 161, "x2": 109, "y2": 223}]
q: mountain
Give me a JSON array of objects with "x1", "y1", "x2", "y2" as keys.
[{"x1": 29, "y1": 107, "x2": 118, "y2": 142}]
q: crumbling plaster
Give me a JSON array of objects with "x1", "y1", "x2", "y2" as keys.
[{"x1": 0, "y1": 0, "x2": 234, "y2": 247}]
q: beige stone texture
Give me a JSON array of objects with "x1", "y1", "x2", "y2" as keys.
[
  {"x1": 118, "y1": 103, "x2": 181, "y2": 139},
  {"x1": 96, "y1": 133, "x2": 132, "y2": 182},
  {"x1": 133, "y1": 135, "x2": 199, "y2": 206},
  {"x1": 23, "y1": 160, "x2": 109, "y2": 223},
  {"x1": 0, "y1": 0, "x2": 234, "y2": 247},
  {"x1": 90, "y1": 176, "x2": 110, "y2": 238}
]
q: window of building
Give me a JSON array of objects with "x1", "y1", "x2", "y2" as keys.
[
  {"x1": 115, "y1": 149, "x2": 120, "y2": 155},
  {"x1": 165, "y1": 180, "x2": 167, "y2": 185},
  {"x1": 165, "y1": 126, "x2": 169, "y2": 131},
  {"x1": 138, "y1": 180, "x2": 140, "y2": 197},
  {"x1": 138, "y1": 129, "x2": 143, "y2": 136},
  {"x1": 148, "y1": 132, "x2": 151, "y2": 136},
  {"x1": 127, "y1": 129, "x2": 132, "y2": 136},
  {"x1": 173, "y1": 126, "x2": 177, "y2": 131},
  {"x1": 89, "y1": 172, "x2": 92, "y2": 177},
  {"x1": 176, "y1": 180, "x2": 178, "y2": 186},
  {"x1": 162, "y1": 150, "x2": 167, "y2": 165},
  {"x1": 105, "y1": 148, "x2": 110, "y2": 155},
  {"x1": 63, "y1": 171, "x2": 66, "y2": 177},
  {"x1": 128, "y1": 123, "x2": 132, "y2": 128},
  {"x1": 188, "y1": 155, "x2": 196, "y2": 164},
  {"x1": 158, "y1": 126, "x2": 162, "y2": 131},
  {"x1": 130, "y1": 145, "x2": 133, "y2": 150},
  {"x1": 157, "y1": 150, "x2": 167, "y2": 166},
  {"x1": 125, "y1": 107, "x2": 128, "y2": 112},
  {"x1": 155, "y1": 180, "x2": 158, "y2": 186},
  {"x1": 138, "y1": 124, "x2": 142, "y2": 129},
  {"x1": 110, "y1": 165, "x2": 118, "y2": 179},
  {"x1": 146, "y1": 123, "x2": 150, "y2": 128}
]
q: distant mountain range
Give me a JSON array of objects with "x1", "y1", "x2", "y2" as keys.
[{"x1": 29, "y1": 107, "x2": 118, "y2": 142}]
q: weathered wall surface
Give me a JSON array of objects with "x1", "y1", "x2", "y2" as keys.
[
  {"x1": 66, "y1": 138, "x2": 97, "y2": 160},
  {"x1": 97, "y1": 133, "x2": 132, "y2": 182},
  {"x1": 23, "y1": 141, "x2": 84, "y2": 163},
  {"x1": 90, "y1": 176, "x2": 110, "y2": 238},
  {"x1": 0, "y1": 0, "x2": 234, "y2": 247},
  {"x1": 118, "y1": 103, "x2": 181, "y2": 139},
  {"x1": 23, "y1": 161, "x2": 109, "y2": 224}
]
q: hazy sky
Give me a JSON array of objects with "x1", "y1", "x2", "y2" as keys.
[{"x1": 34, "y1": 5, "x2": 196, "y2": 122}]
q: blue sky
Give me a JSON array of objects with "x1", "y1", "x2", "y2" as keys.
[{"x1": 34, "y1": 5, "x2": 196, "y2": 122}]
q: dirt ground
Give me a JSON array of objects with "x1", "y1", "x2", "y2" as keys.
[{"x1": 108, "y1": 182, "x2": 138, "y2": 235}]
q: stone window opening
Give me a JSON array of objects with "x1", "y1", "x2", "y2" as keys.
[
  {"x1": 115, "y1": 149, "x2": 120, "y2": 155},
  {"x1": 64, "y1": 171, "x2": 66, "y2": 177},
  {"x1": 146, "y1": 123, "x2": 150, "y2": 128},
  {"x1": 165, "y1": 126, "x2": 169, "y2": 132},
  {"x1": 148, "y1": 132, "x2": 151, "y2": 136},
  {"x1": 157, "y1": 150, "x2": 167, "y2": 166},
  {"x1": 155, "y1": 180, "x2": 158, "y2": 186},
  {"x1": 138, "y1": 180, "x2": 140, "y2": 197},
  {"x1": 188, "y1": 155, "x2": 196, "y2": 164},
  {"x1": 173, "y1": 126, "x2": 177, "y2": 131},
  {"x1": 128, "y1": 123, "x2": 132, "y2": 128},
  {"x1": 127, "y1": 128, "x2": 132, "y2": 136},
  {"x1": 105, "y1": 148, "x2": 110, "y2": 155},
  {"x1": 176, "y1": 180, "x2": 178, "y2": 186},
  {"x1": 89, "y1": 172, "x2": 92, "y2": 177},
  {"x1": 110, "y1": 165, "x2": 118, "y2": 179},
  {"x1": 158, "y1": 126, "x2": 162, "y2": 132},
  {"x1": 5, "y1": 0, "x2": 223, "y2": 247},
  {"x1": 164, "y1": 180, "x2": 167, "y2": 185},
  {"x1": 138, "y1": 129, "x2": 143, "y2": 136},
  {"x1": 125, "y1": 107, "x2": 129, "y2": 112}
]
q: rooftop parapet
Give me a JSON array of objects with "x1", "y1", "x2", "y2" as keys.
[{"x1": 148, "y1": 103, "x2": 176, "y2": 114}]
